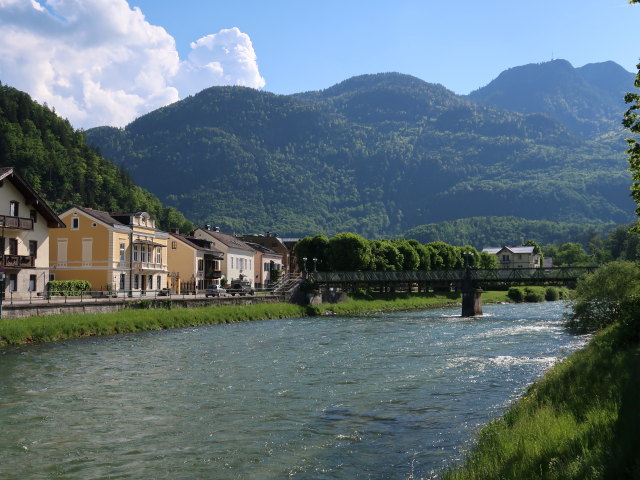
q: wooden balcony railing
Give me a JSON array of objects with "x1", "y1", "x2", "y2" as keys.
[
  {"x1": 2, "y1": 254, "x2": 35, "y2": 268},
  {"x1": 0, "y1": 215, "x2": 34, "y2": 230},
  {"x1": 205, "y1": 270, "x2": 222, "y2": 279}
]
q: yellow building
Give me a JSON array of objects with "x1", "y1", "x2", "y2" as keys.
[
  {"x1": 0, "y1": 167, "x2": 65, "y2": 299},
  {"x1": 167, "y1": 231, "x2": 224, "y2": 292},
  {"x1": 49, "y1": 207, "x2": 169, "y2": 294}
]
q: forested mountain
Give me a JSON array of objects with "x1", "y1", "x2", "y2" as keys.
[
  {"x1": 0, "y1": 83, "x2": 193, "y2": 231},
  {"x1": 468, "y1": 59, "x2": 634, "y2": 138},
  {"x1": 85, "y1": 62, "x2": 635, "y2": 239}
]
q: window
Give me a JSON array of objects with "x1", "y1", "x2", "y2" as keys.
[
  {"x1": 502, "y1": 254, "x2": 510, "y2": 262},
  {"x1": 120, "y1": 242, "x2": 126, "y2": 262},
  {"x1": 29, "y1": 240, "x2": 37, "y2": 258},
  {"x1": 9, "y1": 274, "x2": 17, "y2": 292},
  {"x1": 29, "y1": 275, "x2": 36, "y2": 292},
  {"x1": 133, "y1": 245, "x2": 139, "y2": 262},
  {"x1": 82, "y1": 239, "x2": 92, "y2": 264},
  {"x1": 171, "y1": 241, "x2": 177, "y2": 249},
  {"x1": 9, "y1": 238, "x2": 17, "y2": 255},
  {"x1": 134, "y1": 274, "x2": 139, "y2": 289},
  {"x1": 231, "y1": 257, "x2": 235, "y2": 269},
  {"x1": 57, "y1": 239, "x2": 68, "y2": 263},
  {"x1": 30, "y1": 209, "x2": 37, "y2": 223},
  {"x1": 119, "y1": 273, "x2": 126, "y2": 290},
  {"x1": 147, "y1": 275, "x2": 153, "y2": 289},
  {"x1": 71, "y1": 217, "x2": 79, "y2": 229},
  {"x1": 141, "y1": 245, "x2": 147, "y2": 263},
  {"x1": 156, "y1": 248, "x2": 162, "y2": 265},
  {"x1": 9, "y1": 201, "x2": 18, "y2": 217},
  {"x1": 156, "y1": 275, "x2": 161, "y2": 290},
  {"x1": 197, "y1": 259, "x2": 204, "y2": 272},
  {"x1": 264, "y1": 262, "x2": 269, "y2": 272}
]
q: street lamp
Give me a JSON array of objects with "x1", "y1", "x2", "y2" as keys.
[
  {"x1": 312, "y1": 257, "x2": 317, "y2": 272},
  {"x1": 302, "y1": 257, "x2": 308, "y2": 273},
  {"x1": 463, "y1": 251, "x2": 472, "y2": 269}
]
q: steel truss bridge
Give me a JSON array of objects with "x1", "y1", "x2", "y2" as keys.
[{"x1": 307, "y1": 267, "x2": 595, "y2": 289}]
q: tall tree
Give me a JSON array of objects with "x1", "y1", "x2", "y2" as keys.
[{"x1": 624, "y1": 0, "x2": 640, "y2": 218}]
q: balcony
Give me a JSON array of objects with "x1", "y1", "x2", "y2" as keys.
[
  {"x1": 132, "y1": 261, "x2": 166, "y2": 272},
  {"x1": 205, "y1": 270, "x2": 222, "y2": 280},
  {"x1": 0, "y1": 215, "x2": 34, "y2": 231},
  {"x1": 2, "y1": 254, "x2": 35, "y2": 268}
]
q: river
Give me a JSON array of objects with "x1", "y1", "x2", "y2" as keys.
[{"x1": 0, "y1": 302, "x2": 586, "y2": 479}]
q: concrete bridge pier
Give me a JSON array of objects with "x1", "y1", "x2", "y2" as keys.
[
  {"x1": 461, "y1": 266, "x2": 483, "y2": 317},
  {"x1": 462, "y1": 288, "x2": 483, "y2": 317}
]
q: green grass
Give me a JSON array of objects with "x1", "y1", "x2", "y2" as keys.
[
  {"x1": 0, "y1": 290, "x2": 510, "y2": 347},
  {"x1": 442, "y1": 321, "x2": 640, "y2": 480}
]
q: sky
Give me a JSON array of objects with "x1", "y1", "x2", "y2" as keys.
[{"x1": 0, "y1": 0, "x2": 638, "y2": 129}]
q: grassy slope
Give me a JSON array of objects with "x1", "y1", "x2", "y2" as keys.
[
  {"x1": 0, "y1": 292, "x2": 510, "y2": 347},
  {"x1": 442, "y1": 321, "x2": 640, "y2": 480}
]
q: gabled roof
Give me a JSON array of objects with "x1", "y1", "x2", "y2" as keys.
[
  {"x1": 75, "y1": 206, "x2": 125, "y2": 227},
  {"x1": 483, "y1": 245, "x2": 536, "y2": 255},
  {"x1": 171, "y1": 233, "x2": 224, "y2": 258},
  {"x1": 0, "y1": 167, "x2": 65, "y2": 228},
  {"x1": 244, "y1": 241, "x2": 280, "y2": 256},
  {"x1": 198, "y1": 228, "x2": 255, "y2": 253}
]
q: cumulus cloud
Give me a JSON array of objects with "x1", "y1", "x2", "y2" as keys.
[{"x1": 0, "y1": 0, "x2": 265, "y2": 128}]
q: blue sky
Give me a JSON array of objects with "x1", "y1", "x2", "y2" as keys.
[
  {"x1": 0, "y1": 0, "x2": 638, "y2": 128},
  {"x1": 131, "y1": 0, "x2": 639, "y2": 95}
]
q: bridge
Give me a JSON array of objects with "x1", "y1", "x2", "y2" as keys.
[{"x1": 306, "y1": 267, "x2": 595, "y2": 316}]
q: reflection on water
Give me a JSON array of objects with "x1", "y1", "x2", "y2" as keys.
[{"x1": 0, "y1": 302, "x2": 585, "y2": 479}]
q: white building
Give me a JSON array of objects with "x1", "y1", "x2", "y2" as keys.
[
  {"x1": 193, "y1": 227, "x2": 256, "y2": 286},
  {"x1": 482, "y1": 245, "x2": 541, "y2": 268}
]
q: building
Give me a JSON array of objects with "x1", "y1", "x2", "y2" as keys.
[
  {"x1": 50, "y1": 207, "x2": 169, "y2": 294},
  {"x1": 482, "y1": 245, "x2": 541, "y2": 268},
  {"x1": 239, "y1": 233, "x2": 295, "y2": 276},
  {"x1": 167, "y1": 231, "x2": 224, "y2": 292},
  {"x1": 0, "y1": 167, "x2": 65, "y2": 298},
  {"x1": 244, "y1": 241, "x2": 283, "y2": 288},
  {"x1": 193, "y1": 226, "x2": 256, "y2": 286}
]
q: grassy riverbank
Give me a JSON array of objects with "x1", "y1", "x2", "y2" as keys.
[
  {"x1": 442, "y1": 320, "x2": 640, "y2": 480},
  {"x1": 0, "y1": 291, "x2": 511, "y2": 347}
]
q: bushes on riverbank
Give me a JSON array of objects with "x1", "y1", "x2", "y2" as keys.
[{"x1": 507, "y1": 286, "x2": 570, "y2": 303}]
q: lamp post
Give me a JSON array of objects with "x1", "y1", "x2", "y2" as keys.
[
  {"x1": 462, "y1": 251, "x2": 472, "y2": 269},
  {"x1": 0, "y1": 271, "x2": 4, "y2": 318},
  {"x1": 312, "y1": 257, "x2": 317, "y2": 272},
  {"x1": 302, "y1": 257, "x2": 308, "y2": 275}
]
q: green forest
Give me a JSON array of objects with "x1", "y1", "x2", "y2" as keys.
[
  {"x1": 0, "y1": 83, "x2": 193, "y2": 232},
  {"x1": 85, "y1": 66, "x2": 635, "y2": 239}
]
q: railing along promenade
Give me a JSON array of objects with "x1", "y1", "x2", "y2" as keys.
[{"x1": 307, "y1": 267, "x2": 596, "y2": 287}]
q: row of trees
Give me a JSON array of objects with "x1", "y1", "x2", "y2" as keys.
[{"x1": 294, "y1": 233, "x2": 498, "y2": 272}]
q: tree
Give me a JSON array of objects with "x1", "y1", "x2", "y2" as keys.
[
  {"x1": 479, "y1": 251, "x2": 498, "y2": 269},
  {"x1": 327, "y1": 232, "x2": 371, "y2": 271},
  {"x1": 294, "y1": 234, "x2": 329, "y2": 271},
  {"x1": 407, "y1": 239, "x2": 431, "y2": 270},
  {"x1": 369, "y1": 240, "x2": 403, "y2": 271},
  {"x1": 391, "y1": 239, "x2": 420, "y2": 270},
  {"x1": 523, "y1": 239, "x2": 543, "y2": 266},
  {"x1": 566, "y1": 261, "x2": 640, "y2": 332},
  {"x1": 553, "y1": 242, "x2": 592, "y2": 266},
  {"x1": 624, "y1": 3, "x2": 640, "y2": 219}
]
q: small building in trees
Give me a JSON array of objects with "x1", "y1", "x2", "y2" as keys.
[{"x1": 482, "y1": 245, "x2": 541, "y2": 268}]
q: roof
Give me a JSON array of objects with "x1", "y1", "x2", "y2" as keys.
[
  {"x1": 171, "y1": 233, "x2": 224, "y2": 258},
  {"x1": 198, "y1": 228, "x2": 255, "y2": 252},
  {"x1": 244, "y1": 241, "x2": 280, "y2": 256},
  {"x1": 75, "y1": 206, "x2": 124, "y2": 227},
  {"x1": 0, "y1": 167, "x2": 65, "y2": 228},
  {"x1": 483, "y1": 246, "x2": 537, "y2": 255}
]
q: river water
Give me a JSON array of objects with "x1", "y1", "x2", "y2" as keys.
[{"x1": 0, "y1": 302, "x2": 586, "y2": 479}]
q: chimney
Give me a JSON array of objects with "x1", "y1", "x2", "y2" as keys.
[
  {"x1": 214, "y1": 226, "x2": 220, "y2": 232},
  {"x1": 205, "y1": 224, "x2": 211, "y2": 231},
  {"x1": 170, "y1": 228, "x2": 180, "y2": 234}
]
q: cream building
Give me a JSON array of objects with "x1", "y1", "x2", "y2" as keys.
[
  {"x1": 193, "y1": 227, "x2": 255, "y2": 287},
  {"x1": 50, "y1": 207, "x2": 169, "y2": 294},
  {"x1": 0, "y1": 168, "x2": 65, "y2": 299},
  {"x1": 482, "y1": 245, "x2": 541, "y2": 268},
  {"x1": 168, "y1": 231, "x2": 224, "y2": 292}
]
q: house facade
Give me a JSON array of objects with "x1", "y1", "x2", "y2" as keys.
[
  {"x1": 168, "y1": 231, "x2": 224, "y2": 292},
  {"x1": 482, "y1": 245, "x2": 541, "y2": 268},
  {"x1": 49, "y1": 207, "x2": 169, "y2": 294},
  {"x1": 0, "y1": 168, "x2": 65, "y2": 299},
  {"x1": 244, "y1": 241, "x2": 283, "y2": 288},
  {"x1": 239, "y1": 234, "x2": 293, "y2": 276},
  {"x1": 193, "y1": 227, "x2": 255, "y2": 286}
]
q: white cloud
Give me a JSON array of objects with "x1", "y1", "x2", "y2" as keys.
[{"x1": 0, "y1": 0, "x2": 265, "y2": 128}]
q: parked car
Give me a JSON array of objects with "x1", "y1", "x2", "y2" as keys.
[
  {"x1": 205, "y1": 285, "x2": 227, "y2": 297},
  {"x1": 227, "y1": 281, "x2": 254, "y2": 296}
]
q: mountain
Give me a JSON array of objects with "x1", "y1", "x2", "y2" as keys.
[
  {"x1": 468, "y1": 59, "x2": 635, "y2": 138},
  {"x1": 0, "y1": 83, "x2": 193, "y2": 232},
  {"x1": 85, "y1": 66, "x2": 635, "y2": 238}
]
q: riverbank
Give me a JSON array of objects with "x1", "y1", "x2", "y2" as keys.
[
  {"x1": 442, "y1": 319, "x2": 640, "y2": 479},
  {"x1": 0, "y1": 291, "x2": 510, "y2": 347}
]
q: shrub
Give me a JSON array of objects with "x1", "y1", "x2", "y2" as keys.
[
  {"x1": 47, "y1": 280, "x2": 92, "y2": 296},
  {"x1": 524, "y1": 287, "x2": 545, "y2": 302},
  {"x1": 507, "y1": 286, "x2": 524, "y2": 302},
  {"x1": 545, "y1": 286, "x2": 560, "y2": 301}
]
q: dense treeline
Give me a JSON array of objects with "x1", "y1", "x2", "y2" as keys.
[
  {"x1": 295, "y1": 223, "x2": 640, "y2": 272},
  {"x1": 85, "y1": 71, "x2": 633, "y2": 237},
  {"x1": 0, "y1": 83, "x2": 193, "y2": 232}
]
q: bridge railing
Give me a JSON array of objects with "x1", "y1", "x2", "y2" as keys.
[{"x1": 307, "y1": 267, "x2": 596, "y2": 284}]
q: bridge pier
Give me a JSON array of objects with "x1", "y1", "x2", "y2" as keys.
[{"x1": 461, "y1": 288, "x2": 483, "y2": 317}]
